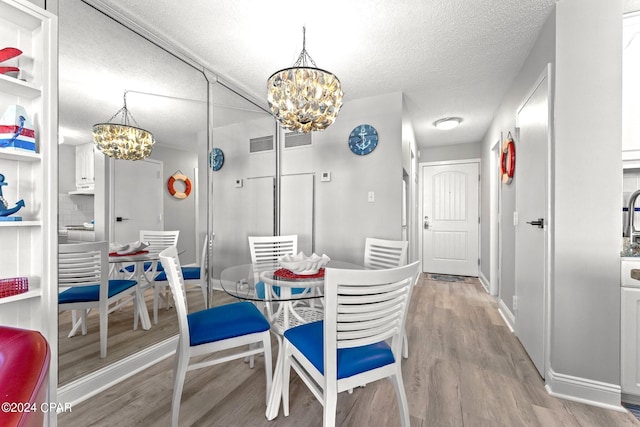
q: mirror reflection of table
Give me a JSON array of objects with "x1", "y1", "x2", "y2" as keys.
[
  {"x1": 108, "y1": 251, "x2": 159, "y2": 330},
  {"x1": 220, "y1": 260, "x2": 362, "y2": 420}
]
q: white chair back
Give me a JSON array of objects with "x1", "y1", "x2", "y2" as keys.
[
  {"x1": 363, "y1": 237, "x2": 408, "y2": 270},
  {"x1": 59, "y1": 241, "x2": 108, "y2": 301},
  {"x1": 159, "y1": 246, "x2": 190, "y2": 344},
  {"x1": 140, "y1": 229, "x2": 180, "y2": 255},
  {"x1": 248, "y1": 235, "x2": 297, "y2": 265},
  {"x1": 324, "y1": 261, "x2": 420, "y2": 363}
]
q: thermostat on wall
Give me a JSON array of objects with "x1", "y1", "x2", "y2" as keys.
[
  {"x1": 235, "y1": 179, "x2": 243, "y2": 188},
  {"x1": 321, "y1": 172, "x2": 331, "y2": 182}
]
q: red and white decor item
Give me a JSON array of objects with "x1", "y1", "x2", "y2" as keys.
[
  {"x1": 0, "y1": 105, "x2": 36, "y2": 152},
  {"x1": 500, "y1": 132, "x2": 516, "y2": 184},
  {"x1": 0, "y1": 277, "x2": 29, "y2": 299},
  {"x1": 0, "y1": 47, "x2": 22, "y2": 77}
]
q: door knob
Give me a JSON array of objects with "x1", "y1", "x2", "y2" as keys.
[
  {"x1": 526, "y1": 218, "x2": 544, "y2": 229},
  {"x1": 424, "y1": 216, "x2": 430, "y2": 230}
]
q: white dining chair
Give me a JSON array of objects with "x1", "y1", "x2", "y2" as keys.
[
  {"x1": 282, "y1": 261, "x2": 420, "y2": 426},
  {"x1": 133, "y1": 230, "x2": 180, "y2": 324},
  {"x1": 159, "y1": 246, "x2": 272, "y2": 427},
  {"x1": 363, "y1": 237, "x2": 411, "y2": 358},
  {"x1": 154, "y1": 233, "x2": 214, "y2": 312},
  {"x1": 248, "y1": 235, "x2": 299, "y2": 316},
  {"x1": 59, "y1": 241, "x2": 139, "y2": 358}
]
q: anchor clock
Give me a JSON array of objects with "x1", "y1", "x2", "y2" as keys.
[{"x1": 348, "y1": 124, "x2": 378, "y2": 156}]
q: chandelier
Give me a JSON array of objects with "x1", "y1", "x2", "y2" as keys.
[
  {"x1": 267, "y1": 27, "x2": 343, "y2": 133},
  {"x1": 92, "y1": 91, "x2": 155, "y2": 160}
]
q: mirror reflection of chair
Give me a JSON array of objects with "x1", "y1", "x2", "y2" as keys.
[
  {"x1": 282, "y1": 261, "x2": 420, "y2": 427},
  {"x1": 154, "y1": 233, "x2": 214, "y2": 313},
  {"x1": 363, "y1": 237, "x2": 411, "y2": 358},
  {"x1": 122, "y1": 230, "x2": 180, "y2": 324},
  {"x1": 248, "y1": 235, "x2": 302, "y2": 316},
  {"x1": 158, "y1": 246, "x2": 272, "y2": 427},
  {"x1": 58, "y1": 241, "x2": 139, "y2": 358}
]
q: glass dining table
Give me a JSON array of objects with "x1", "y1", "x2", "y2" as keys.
[{"x1": 220, "y1": 260, "x2": 362, "y2": 420}]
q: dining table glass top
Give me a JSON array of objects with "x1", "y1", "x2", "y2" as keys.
[{"x1": 220, "y1": 260, "x2": 362, "y2": 302}]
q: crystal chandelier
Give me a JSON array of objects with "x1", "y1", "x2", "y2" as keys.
[
  {"x1": 92, "y1": 91, "x2": 155, "y2": 160},
  {"x1": 267, "y1": 27, "x2": 343, "y2": 133}
]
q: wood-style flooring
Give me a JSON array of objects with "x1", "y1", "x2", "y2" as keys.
[{"x1": 58, "y1": 275, "x2": 640, "y2": 426}]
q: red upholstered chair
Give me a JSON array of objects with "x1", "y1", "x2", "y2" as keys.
[{"x1": 0, "y1": 326, "x2": 51, "y2": 427}]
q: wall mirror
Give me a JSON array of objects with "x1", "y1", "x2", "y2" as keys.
[{"x1": 57, "y1": 0, "x2": 274, "y2": 388}]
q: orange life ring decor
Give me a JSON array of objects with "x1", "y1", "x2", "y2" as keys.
[
  {"x1": 500, "y1": 134, "x2": 516, "y2": 184},
  {"x1": 167, "y1": 172, "x2": 192, "y2": 199}
]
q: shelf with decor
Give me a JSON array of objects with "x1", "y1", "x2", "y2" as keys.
[{"x1": 0, "y1": 0, "x2": 58, "y2": 405}]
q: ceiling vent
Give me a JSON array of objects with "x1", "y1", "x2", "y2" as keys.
[
  {"x1": 249, "y1": 135, "x2": 274, "y2": 153},
  {"x1": 284, "y1": 132, "x2": 312, "y2": 149}
]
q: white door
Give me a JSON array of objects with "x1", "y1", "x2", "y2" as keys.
[
  {"x1": 514, "y1": 67, "x2": 550, "y2": 378},
  {"x1": 281, "y1": 174, "x2": 314, "y2": 254},
  {"x1": 112, "y1": 158, "x2": 163, "y2": 243},
  {"x1": 422, "y1": 161, "x2": 479, "y2": 276}
]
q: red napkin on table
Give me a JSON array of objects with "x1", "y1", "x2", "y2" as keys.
[{"x1": 274, "y1": 268, "x2": 325, "y2": 279}]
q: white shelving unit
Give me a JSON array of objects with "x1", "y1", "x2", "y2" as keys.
[{"x1": 0, "y1": 0, "x2": 58, "y2": 416}]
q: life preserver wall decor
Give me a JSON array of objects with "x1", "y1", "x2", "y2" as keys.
[
  {"x1": 500, "y1": 133, "x2": 516, "y2": 184},
  {"x1": 167, "y1": 172, "x2": 192, "y2": 199}
]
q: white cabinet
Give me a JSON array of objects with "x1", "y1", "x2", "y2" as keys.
[
  {"x1": 75, "y1": 142, "x2": 95, "y2": 189},
  {"x1": 0, "y1": 0, "x2": 57, "y2": 410},
  {"x1": 623, "y1": 287, "x2": 640, "y2": 396}
]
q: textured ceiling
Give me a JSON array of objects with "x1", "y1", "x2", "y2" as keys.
[{"x1": 61, "y1": 0, "x2": 555, "y2": 150}]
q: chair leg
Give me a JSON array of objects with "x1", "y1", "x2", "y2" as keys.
[
  {"x1": 171, "y1": 343, "x2": 189, "y2": 427},
  {"x1": 402, "y1": 328, "x2": 409, "y2": 359},
  {"x1": 389, "y1": 368, "x2": 410, "y2": 427},
  {"x1": 81, "y1": 309, "x2": 88, "y2": 335},
  {"x1": 199, "y1": 284, "x2": 207, "y2": 307},
  {"x1": 323, "y1": 387, "x2": 337, "y2": 427},
  {"x1": 262, "y1": 332, "x2": 273, "y2": 405},
  {"x1": 153, "y1": 284, "x2": 161, "y2": 325},
  {"x1": 282, "y1": 341, "x2": 292, "y2": 417},
  {"x1": 99, "y1": 308, "x2": 107, "y2": 358}
]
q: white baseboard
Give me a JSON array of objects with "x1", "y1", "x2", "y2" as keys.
[
  {"x1": 478, "y1": 271, "x2": 490, "y2": 294},
  {"x1": 58, "y1": 335, "x2": 178, "y2": 407},
  {"x1": 498, "y1": 297, "x2": 515, "y2": 333},
  {"x1": 623, "y1": 393, "x2": 640, "y2": 406},
  {"x1": 545, "y1": 368, "x2": 624, "y2": 412}
]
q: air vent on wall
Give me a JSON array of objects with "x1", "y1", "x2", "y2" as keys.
[
  {"x1": 249, "y1": 135, "x2": 274, "y2": 153},
  {"x1": 284, "y1": 132, "x2": 312, "y2": 149}
]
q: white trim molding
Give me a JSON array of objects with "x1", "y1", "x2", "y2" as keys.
[
  {"x1": 478, "y1": 271, "x2": 490, "y2": 294},
  {"x1": 545, "y1": 368, "x2": 624, "y2": 412},
  {"x1": 498, "y1": 297, "x2": 515, "y2": 333},
  {"x1": 58, "y1": 336, "x2": 178, "y2": 406}
]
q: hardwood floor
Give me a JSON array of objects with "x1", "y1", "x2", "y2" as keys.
[{"x1": 59, "y1": 275, "x2": 640, "y2": 426}]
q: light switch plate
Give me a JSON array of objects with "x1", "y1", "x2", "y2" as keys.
[
  {"x1": 235, "y1": 179, "x2": 243, "y2": 188},
  {"x1": 321, "y1": 171, "x2": 331, "y2": 182}
]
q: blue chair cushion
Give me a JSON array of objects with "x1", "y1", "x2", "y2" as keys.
[
  {"x1": 187, "y1": 301, "x2": 270, "y2": 346},
  {"x1": 155, "y1": 266, "x2": 200, "y2": 282},
  {"x1": 255, "y1": 281, "x2": 307, "y2": 299},
  {"x1": 58, "y1": 279, "x2": 137, "y2": 304},
  {"x1": 121, "y1": 261, "x2": 164, "y2": 273},
  {"x1": 284, "y1": 320, "x2": 395, "y2": 379}
]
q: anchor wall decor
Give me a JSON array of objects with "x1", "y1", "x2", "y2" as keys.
[{"x1": 0, "y1": 173, "x2": 25, "y2": 220}]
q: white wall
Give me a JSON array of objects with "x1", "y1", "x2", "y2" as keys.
[
  {"x1": 150, "y1": 146, "x2": 198, "y2": 264},
  {"x1": 480, "y1": 10, "x2": 556, "y2": 313},
  {"x1": 551, "y1": 0, "x2": 622, "y2": 388},
  {"x1": 420, "y1": 141, "x2": 481, "y2": 163},
  {"x1": 481, "y1": 0, "x2": 624, "y2": 405}
]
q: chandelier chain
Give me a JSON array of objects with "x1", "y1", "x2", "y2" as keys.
[
  {"x1": 105, "y1": 90, "x2": 142, "y2": 128},
  {"x1": 293, "y1": 26, "x2": 317, "y2": 68}
]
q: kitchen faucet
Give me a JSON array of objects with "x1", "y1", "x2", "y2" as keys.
[{"x1": 625, "y1": 189, "x2": 640, "y2": 243}]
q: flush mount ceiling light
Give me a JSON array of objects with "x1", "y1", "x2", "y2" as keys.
[
  {"x1": 92, "y1": 91, "x2": 155, "y2": 161},
  {"x1": 433, "y1": 117, "x2": 462, "y2": 130},
  {"x1": 267, "y1": 27, "x2": 343, "y2": 133}
]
